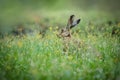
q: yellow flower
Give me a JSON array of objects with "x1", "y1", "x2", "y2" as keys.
[
  {"x1": 55, "y1": 50, "x2": 59, "y2": 54},
  {"x1": 17, "y1": 41, "x2": 23, "y2": 48},
  {"x1": 68, "y1": 55, "x2": 73, "y2": 60},
  {"x1": 36, "y1": 34, "x2": 41, "y2": 39},
  {"x1": 7, "y1": 45, "x2": 11, "y2": 48},
  {"x1": 55, "y1": 26, "x2": 58, "y2": 29},
  {"x1": 91, "y1": 26, "x2": 94, "y2": 30},
  {"x1": 49, "y1": 27, "x2": 52, "y2": 31},
  {"x1": 118, "y1": 22, "x2": 120, "y2": 27}
]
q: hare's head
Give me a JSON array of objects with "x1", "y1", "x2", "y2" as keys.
[{"x1": 58, "y1": 15, "x2": 81, "y2": 38}]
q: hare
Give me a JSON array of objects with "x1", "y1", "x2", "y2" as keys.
[{"x1": 57, "y1": 15, "x2": 81, "y2": 54}]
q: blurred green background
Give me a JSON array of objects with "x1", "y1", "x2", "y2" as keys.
[{"x1": 0, "y1": 0, "x2": 120, "y2": 33}]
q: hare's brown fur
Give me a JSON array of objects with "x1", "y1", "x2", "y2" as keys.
[{"x1": 58, "y1": 15, "x2": 81, "y2": 54}]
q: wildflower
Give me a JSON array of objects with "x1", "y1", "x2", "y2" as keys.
[
  {"x1": 7, "y1": 45, "x2": 11, "y2": 48},
  {"x1": 55, "y1": 50, "x2": 59, "y2": 54},
  {"x1": 49, "y1": 26, "x2": 52, "y2": 31},
  {"x1": 67, "y1": 55, "x2": 73, "y2": 60},
  {"x1": 91, "y1": 25, "x2": 94, "y2": 30},
  {"x1": 17, "y1": 41, "x2": 23, "y2": 48},
  {"x1": 118, "y1": 22, "x2": 120, "y2": 27},
  {"x1": 36, "y1": 34, "x2": 41, "y2": 39},
  {"x1": 55, "y1": 26, "x2": 58, "y2": 29}
]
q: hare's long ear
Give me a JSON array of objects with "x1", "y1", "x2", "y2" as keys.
[
  {"x1": 66, "y1": 15, "x2": 75, "y2": 30},
  {"x1": 70, "y1": 19, "x2": 80, "y2": 29}
]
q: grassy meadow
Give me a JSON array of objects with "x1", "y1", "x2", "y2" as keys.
[
  {"x1": 0, "y1": 0, "x2": 120, "y2": 80},
  {"x1": 0, "y1": 10, "x2": 120, "y2": 80}
]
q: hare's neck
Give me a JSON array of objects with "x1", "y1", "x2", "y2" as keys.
[{"x1": 63, "y1": 36, "x2": 71, "y2": 41}]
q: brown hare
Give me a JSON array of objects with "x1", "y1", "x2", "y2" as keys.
[{"x1": 57, "y1": 15, "x2": 81, "y2": 54}]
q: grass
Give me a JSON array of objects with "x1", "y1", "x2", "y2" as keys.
[{"x1": 0, "y1": 10, "x2": 120, "y2": 80}]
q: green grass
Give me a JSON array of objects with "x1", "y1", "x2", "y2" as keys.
[{"x1": 0, "y1": 10, "x2": 120, "y2": 80}]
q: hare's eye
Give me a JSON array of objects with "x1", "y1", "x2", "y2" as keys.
[
  {"x1": 61, "y1": 29, "x2": 64, "y2": 32},
  {"x1": 67, "y1": 34, "x2": 71, "y2": 37}
]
